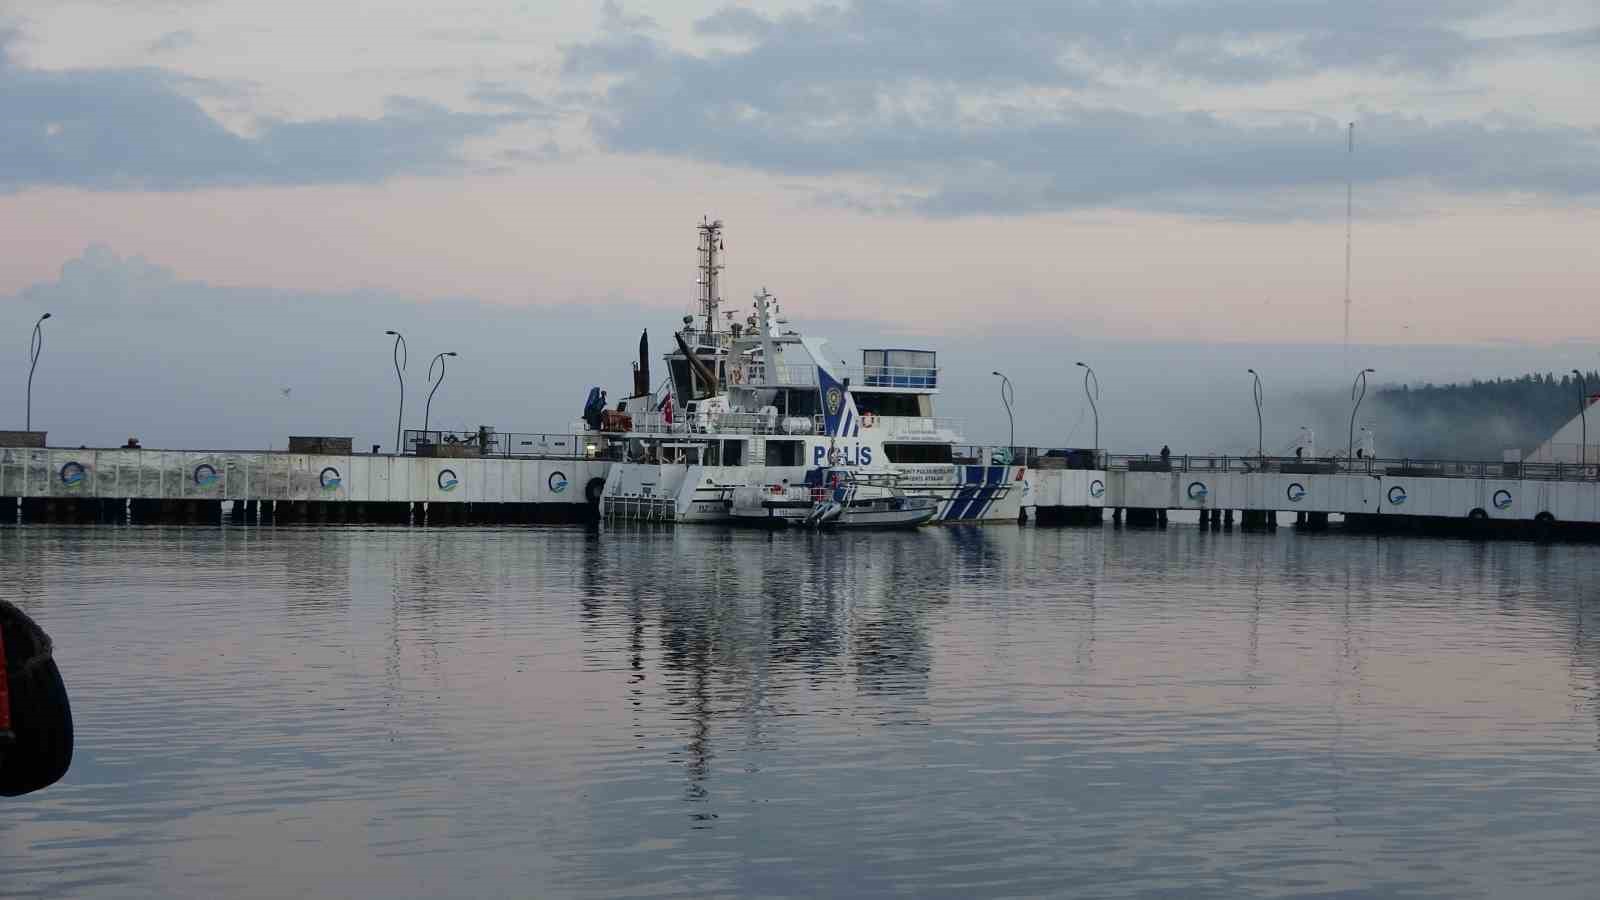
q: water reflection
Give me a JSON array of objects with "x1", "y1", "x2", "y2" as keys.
[{"x1": 1, "y1": 524, "x2": 1599, "y2": 898}]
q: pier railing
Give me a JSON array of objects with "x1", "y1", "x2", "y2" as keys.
[{"x1": 1103, "y1": 453, "x2": 1598, "y2": 481}]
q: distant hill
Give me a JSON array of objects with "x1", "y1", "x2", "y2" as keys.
[{"x1": 1372, "y1": 371, "x2": 1599, "y2": 460}]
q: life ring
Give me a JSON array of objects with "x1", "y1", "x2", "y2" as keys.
[
  {"x1": 730, "y1": 366, "x2": 743, "y2": 385},
  {"x1": 861, "y1": 412, "x2": 877, "y2": 429},
  {"x1": 584, "y1": 477, "x2": 606, "y2": 506}
]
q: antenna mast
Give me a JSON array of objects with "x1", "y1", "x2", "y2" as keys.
[
  {"x1": 696, "y1": 217, "x2": 724, "y2": 345},
  {"x1": 1343, "y1": 122, "x2": 1354, "y2": 372}
]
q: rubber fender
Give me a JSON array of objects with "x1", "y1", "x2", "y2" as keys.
[{"x1": 0, "y1": 600, "x2": 73, "y2": 797}]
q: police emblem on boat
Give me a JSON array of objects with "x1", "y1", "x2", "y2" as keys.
[{"x1": 825, "y1": 386, "x2": 843, "y2": 417}]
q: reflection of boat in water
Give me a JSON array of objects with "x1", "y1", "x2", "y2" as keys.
[{"x1": 730, "y1": 469, "x2": 939, "y2": 529}]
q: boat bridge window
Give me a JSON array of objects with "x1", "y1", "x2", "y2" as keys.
[
  {"x1": 883, "y1": 443, "x2": 953, "y2": 464},
  {"x1": 854, "y1": 392, "x2": 925, "y2": 417},
  {"x1": 778, "y1": 389, "x2": 820, "y2": 417},
  {"x1": 765, "y1": 439, "x2": 804, "y2": 466},
  {"x1": 722, "y1": 440, "x2": 745, "y2": 466}
]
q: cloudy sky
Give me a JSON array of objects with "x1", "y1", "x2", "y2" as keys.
[{"x1": 1, "y1": 1, "x2": 1597, "y2": 450}]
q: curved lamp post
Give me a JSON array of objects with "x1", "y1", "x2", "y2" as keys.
[
  {"x1": 1347, "y1": 367, "x2": 1375, "y2": 462},
  {"x1": 992, "y1": 370, "x2": 1015, "y2": 462},
  {"x1": 384, "y1": 330, "x2": 407, "y2": 454},
  {"x1": 26, "y1": 312, "x2": 51, "y2": 432},
  {"x1": 1573, "y1": 369, "x2": 1588, "y2": 468},
  {"x1": 424, "y1": 351, "x2": 458, "y2": 437},
  {"x1": 1247, "y1": 368, "x2": 1264, "y2": 460},
  {"x1": 1075, "y1": 361, "x2": 1100, "y2": 463}
]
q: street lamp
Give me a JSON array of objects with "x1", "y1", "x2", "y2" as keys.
[
  {"x1": 425, "y1": 352, "x2": 458, "y2": 437},
  {"x1": 1347, "y1": 367, "x2": 1375, "y2": 462},
  {"x1": 26, "y1": 313, "x2": 51, "y2": 433},
  {"x1": 1573, "y1": 369, "x2": 1588, "y2": 468},
  {"x1": 992, "y1": 371, "x2": 1015, "y2": 463},
  {"x1": 1247, "y1": 368, "x2": 1263, "y2": 460},
  {"x1": 384, "y1": 330, "x2": 407, "y2": 454},
  {"x1": 1075, "y1": 361, "x2": 1100, "y2": 463}
]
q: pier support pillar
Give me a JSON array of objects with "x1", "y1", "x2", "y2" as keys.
[
  {"x1": 0, "y1": 497, "x2": 15, "y2": 525},
  {"x1": 229, "y1": 501, "x2": 245, "y2": 525},
  {"x1": 1223, "y1": 509, "x2": 1234, "y2": 530},
  {"x1": 1157, "y1": 509, "x2": 1168, "y2": 528}
]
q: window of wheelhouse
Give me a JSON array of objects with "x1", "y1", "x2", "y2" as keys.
[
  {"x1": 854, "y1": 392, "x2": 923, "y2": 417},
  {"x1": 723, "y1": 440, "x2": 745, "y2": 466},
  {"x1": 776, "y1": 388, "x2": 820, "y2": 417},
  {"x1": 765, "y1": 439, "x2": 804, "y2": 466},
  {"x1": 883, "y1": 443, "x2": 953, "y2": 464}
]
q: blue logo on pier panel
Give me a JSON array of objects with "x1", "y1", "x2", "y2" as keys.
[
  {"x1": 1388, "y1": 485, "x2": 1407, "y2": 506},
  {"x1": 1089, "y1": 479, "x2": 1106, "y2": 498},
  {"x1": 548, "y1": 471, "x2": 568, "y2": 493},
  {"x1": 319, "y1": 467, "x2": 341, "y2": 491},
  {"x1": 1286, "y1": 483, "x2": 1307, "y2": 503},
  {"x1": 438, "y1": 469, "x2": 459, "y2": 492},
  {"x1": 194, "y1": 464, "x2": 219, "y2": 488},
  {"x1": 1187, "y1": 481, "x2": 1208, "y2": 502},
  {"x1": 1493, "y1": 489, "x2": 1513, "y2": 510},
  {"x1": 59, "y1": 461, "x2": 86, "y2": 486}
]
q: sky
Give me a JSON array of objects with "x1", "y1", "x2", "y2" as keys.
[{"x1": 1, "y1": 0, "x2": 1598, "y2": 452}]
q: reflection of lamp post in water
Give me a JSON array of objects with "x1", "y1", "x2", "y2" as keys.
[
  {"x1": 424, "y1": 352, "x2": 458, "y2": 438},
  {"x1": 1347, "y1": 368, "x2": 1374, "y2": 462},
  {"x1": 1075, "y1": 361, "x2": 1100, "y2": 464},
  {"x1": 383, "y1": 330, "x2": 407, "y2": 454},
  {"x1": 1247, "y1": 368, "x2": 1264, "y2": 460},
  {"x1": 992, "y1": 371, "x2": 1014, "y2": 462},
  {"x1": 26, "y1": 312, "x2": 51, "y2": 432},
  {"x1": 1573, "y1": 369, "x2": 1588, "y2": 468}
]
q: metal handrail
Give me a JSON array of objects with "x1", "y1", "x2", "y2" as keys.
[
  {"x1": 1098, "y1": 453, "x2": 1594, "y2": 481},
  {"x1": 404, "y1": 429, "x2": 590, "y2": 459}
]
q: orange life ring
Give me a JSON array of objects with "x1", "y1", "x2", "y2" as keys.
[
  {"x1": 861, "y1": 412, "x2": 877, "y2": 429},
  {"x1": 730, "y1": 366, "x2": 743, "y2": 385}
]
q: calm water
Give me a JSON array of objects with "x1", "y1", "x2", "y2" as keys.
[{"x1": 2, "y1": 523, "x2": 1599, "y2": 898}]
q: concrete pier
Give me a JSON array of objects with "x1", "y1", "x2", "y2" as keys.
[
  {"x1": 1028, "y1": 454, "x2": 1600, "y2": 539},
  {"x1": 0, "y1": 446, "x2": 604, "y2": 526}
]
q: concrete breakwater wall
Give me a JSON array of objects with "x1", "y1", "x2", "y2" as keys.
[
  {"x1": 0, "y1": 447, "x2": 606, "y2": 525},
  {"x1": 1029, "y1": 465, "x2": 1600, "y2": 536}
]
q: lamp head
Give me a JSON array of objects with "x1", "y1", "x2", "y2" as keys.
[
  {"x1": 384, "y1": 330, "x2": 398, "y2": 336},
  {"x1": 1075, "y1": 361, "x2": 1087, "y2": 368},
  {"x1": 1247, "y1": 368, "x2": 1256, "y2": 374},
  {"x1": 446, "y1": 351, "x2": 458, "y2": 357},
  {"x1": 992, "y1": 370, "x2": 1003, "y2": 377},
  {"x1": 39, "y1": 312, "x2": 52, "y2": 321},
  {"x1": 1364, "y1": 368, "x2": 1375, "y2": 373}
]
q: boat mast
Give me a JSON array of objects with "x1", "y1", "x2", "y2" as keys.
[
  {"x1": 696, "y1": 218, "x2": 724, "y2": 346},
  {"x1": 753, "y1": 288, "x2": 778, "y2": 387}
]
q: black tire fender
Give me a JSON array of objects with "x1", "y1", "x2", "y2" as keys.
[{"x1": 0, "y1": 601, "x2": 73, "y2": 797}]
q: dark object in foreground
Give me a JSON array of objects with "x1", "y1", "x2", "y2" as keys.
[{"x1": 0, "y1": 600, "x2": 73, "y2": 797}]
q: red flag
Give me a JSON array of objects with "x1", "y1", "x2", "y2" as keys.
[{"x1": 661, "y1": 393, "x2": 674, "y2": 425}]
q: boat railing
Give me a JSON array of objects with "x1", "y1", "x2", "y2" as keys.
[
  {"x1": 405, "y1": 429, "x2": 591, "y2": 459},
  {"x1": 874, "y1": 416, "x2": 963, "y2": 438},
  {"x1": 739, "y1": 363, "x2": 818, "y2": 387},
  {"x1": 619, "y1": 411, "x2": 824, "y2": 436},
  {"x1": 840, "y1": 364, "x2": 940, "y2": 390}
]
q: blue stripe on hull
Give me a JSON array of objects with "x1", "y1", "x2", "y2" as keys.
[{"x1": 963, "y1": 465, "x2": 1007, "y2": 520}]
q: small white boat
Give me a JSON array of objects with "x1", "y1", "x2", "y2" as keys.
[{"x1": 731, "y1": 469, "x2": 937, "y2": 529}]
